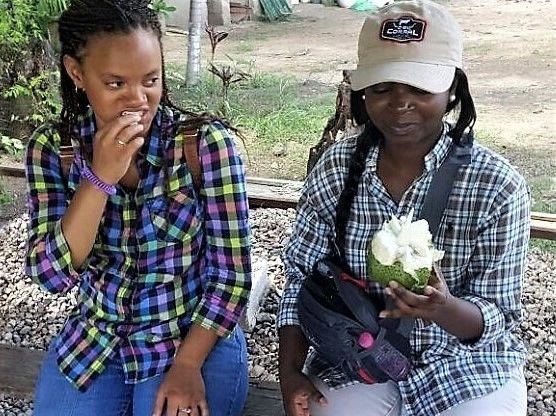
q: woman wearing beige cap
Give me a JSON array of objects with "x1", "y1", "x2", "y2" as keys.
[{"x1": 277, "y1": 1, "x2": 529, "y2": 415}]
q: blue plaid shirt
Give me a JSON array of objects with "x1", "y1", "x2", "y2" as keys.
[
  {"x1": 26, "y1": 107, "x2": 251, "y2": 390},
  {"x1": 277, "y1": 127, "x2": 530, "y2": 416}
]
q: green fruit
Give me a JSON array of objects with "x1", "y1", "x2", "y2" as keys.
[{"x1": 367, "y1": 252, "x2": 430, "y2": 293}]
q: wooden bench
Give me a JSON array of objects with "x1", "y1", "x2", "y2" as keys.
[
  {"x1": 1, "y1": 164, "x2": 554, "y2": 240},
  {"x1": 0, "y1": 344, "x2": 285, "y2": 415},
  {"x1": 244, "y1": 176, "x2": 556, "y2": 241}
]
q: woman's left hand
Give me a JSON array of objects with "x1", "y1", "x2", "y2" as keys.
[
  {"x1": 152, "y1": 361, "x2": 209, "y2": 416},
  {"x1": 379, "y1": 263, "x2": 454, "y2": 323}
]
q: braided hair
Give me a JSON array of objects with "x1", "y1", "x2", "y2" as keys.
[
  {"x1": 57, "y1": 0, "x2": 219, "y2": 146},
  {"x1": 350, "y1": 68, "x2": 477, "y2": 147}
]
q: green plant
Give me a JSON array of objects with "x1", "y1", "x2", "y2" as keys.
[
  {"x1": 0, "y1": 180, "x2": 14, "y2": 206},
  {"x1": 37, "y1": 0, "x2": 70, "y2": 21},
  {"x1": 0, "y1": 0, "x2": 45, "y2": 83},
  {"x1": 208, "y1": 64, "x2": 250, "y2": 117},
  {"x1": 0, "y1": 134, "x2": 24, "y2": 156},
  {"x1": 148, "y1": 0, "x2": 176, "y2": 18},
  {"x1": 1, "y1": 0, "x2": 58, "y2": 144},
  {"x1": 530, "y1": 239, "x2": 556, "y2": 254},
  {"x1": 1, "y1": 71, "x2": 61, "y2": 140}
]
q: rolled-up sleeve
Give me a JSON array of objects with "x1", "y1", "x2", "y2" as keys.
[
  {"x1": 25, "y1": 127, "x2": 81, "y2": 293},
  {"x1": 191, "y1": 123, "x2": 251, "y2": 337},
  {"x1": 461, "y1": 176, "x2": 530, "y2": 349}
]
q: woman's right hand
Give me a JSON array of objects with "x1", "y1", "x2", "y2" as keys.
[
  {"x1": 90, "y1": 113, "x2": 145, "y2": 185},
  {"x1": 280, "y1": 369, "x2": 327, "y2": 416}
]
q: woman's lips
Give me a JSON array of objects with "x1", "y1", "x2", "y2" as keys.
[{"x1": 387, "y1": 122, "x2": 416, "y2": 136}]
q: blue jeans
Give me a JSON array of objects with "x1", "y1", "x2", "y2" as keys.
[{"x1": 34, "y1": 327, "x2": 249, "y2": 416}]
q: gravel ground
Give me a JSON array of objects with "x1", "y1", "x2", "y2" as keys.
[{"x1": 1, "y1": 209, "x2": 555, "y2": 415}]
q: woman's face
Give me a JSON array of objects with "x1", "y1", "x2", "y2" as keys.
[
  {"x1": 364, "y1": 82, "x2": 452, "y2": 147},
  {"x1": 63, "y1": 28, "x2": 163, "y2": 138}
]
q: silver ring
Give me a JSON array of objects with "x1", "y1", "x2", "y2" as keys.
[
  {"x1": 116, "y1": 139, "x2": 126, "y2": 146},
  {"x1": 178, "y1": 407, "x2": 192, "y2": 414}
]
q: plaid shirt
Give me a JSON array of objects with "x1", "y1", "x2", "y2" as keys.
[
  {"x1": 25, "y1": 107, "x2": 251, "y2": 391},
  {"x1": 277, "y1": 127, "x2": 530, "y2": 416}
]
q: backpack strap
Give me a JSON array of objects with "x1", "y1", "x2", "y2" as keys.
[
  {"x1": 60, "y1": 145, "x2": 74, "y2": 180},
  {"x1": 176, "y1": 127, "x2": 202, "y2": 191},
  {"x1": 419, "y1": 133, "x2": 473, "y2": 234}
]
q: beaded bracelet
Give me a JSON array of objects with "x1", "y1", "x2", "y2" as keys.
[{"x1": 81, "y1": 165, "x2": 117, "y2": 196}]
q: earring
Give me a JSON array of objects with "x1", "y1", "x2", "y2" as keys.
[
  {"x1": 450, "y1": 94, "x2": 456, "y2": 102},
  {"x1": 362, "y1": 94, "x2": 365, "y2": 100}
]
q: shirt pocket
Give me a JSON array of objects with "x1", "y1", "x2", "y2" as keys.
[{"x1": 146, "y1": 184, "x2": 202, "y2": 245}]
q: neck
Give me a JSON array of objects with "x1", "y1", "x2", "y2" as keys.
[{"x1": 379, "y1": 125, "x2": 443, "y2": 170}]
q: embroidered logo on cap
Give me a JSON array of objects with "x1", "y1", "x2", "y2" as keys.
[{"x1": 381, "y1": 16, "x2": 426, "y2": 43}]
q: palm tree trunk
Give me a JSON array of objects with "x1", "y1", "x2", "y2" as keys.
[{"x1": 186, "y1": 0, "x2": 206, "y2": 86}]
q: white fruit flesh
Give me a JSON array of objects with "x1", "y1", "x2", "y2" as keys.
[{"x1": 371, "y1": 210, "x2": 444, "y2": 277}]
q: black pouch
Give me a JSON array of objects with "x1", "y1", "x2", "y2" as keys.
[{"x1": 299, "y1": 257, "x2": 412, "y2": 384}]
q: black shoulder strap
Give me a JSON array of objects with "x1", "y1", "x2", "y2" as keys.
[
  {"x1": 395, "y1": 134, "x2": 473, "y2": 338},
  {"x1": 419, "y1": 135, "x2": 473, "y2": 234}
]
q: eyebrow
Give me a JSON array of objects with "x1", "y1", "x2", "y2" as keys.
[{"x1": 101, "y1": 70, "x2": 161, "y2": 78}]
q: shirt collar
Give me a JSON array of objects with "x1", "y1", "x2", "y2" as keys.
[
  {"x1": 423, "y1": 123, "x2": 452, "y2": 172},
  {"x1": 143, "y1": 109, "x2": 165, "y2": 167}
]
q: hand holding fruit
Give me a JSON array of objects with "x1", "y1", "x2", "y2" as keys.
[{"x1": 379, "y1": 263, "x2": 454, "y2": 321}]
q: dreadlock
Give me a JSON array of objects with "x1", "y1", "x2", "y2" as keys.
[{"x1": 58, "y1": 0, "x2": 226, "y2": 147}]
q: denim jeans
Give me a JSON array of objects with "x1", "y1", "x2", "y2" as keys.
[{"x1": 34, "y1": 327, "x2": 249, "y2": 416}]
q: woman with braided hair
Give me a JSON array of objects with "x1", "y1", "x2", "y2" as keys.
[
  {"x1": 278, "y1": 1, "x2": 529, "y2": 416},
  {"x1": 25, "y1": 1, "x2": 251, "y2": 415}
]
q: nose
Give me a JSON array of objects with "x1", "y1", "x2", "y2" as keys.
[
  {"x1": 389, "y1": 85, "x2": 414, "y2": 112},
  {"x1": 125, "y1": 84, "x2": 148, "y2": 107}
]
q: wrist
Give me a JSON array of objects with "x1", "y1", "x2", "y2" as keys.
[
  {"x1": 431, "y1": 292, "x2": 458, "y2": 324},
  {"x1": 174, "y1": 354, "x2": 203, "y2": 371},
  {"x1": 90, "y1": 161, "x2": 119, "y2": 186},
  {"x1": 81, "y1": 165, "x2": 117, "y2": 196},
  {"x1": 279, "y1": 360, "x2": 304, "y2": 376}
]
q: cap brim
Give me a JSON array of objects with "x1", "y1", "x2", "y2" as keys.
[{"x1": 351, "y1": 62, "x2": 456, "y2": 94}]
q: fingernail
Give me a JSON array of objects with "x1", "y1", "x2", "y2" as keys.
[
  {"x1": 424, "y1": 287, "x2": 433, "y2": 295},
  {"x1": 379, "y1": 311, "x2": 387, "y2": 318},
  {"x1": 389, "y1": 281, "x2": 398, "y2": 289},
  {"x1": 385, "y1": 288, "x2": 392, "y2": 296}
]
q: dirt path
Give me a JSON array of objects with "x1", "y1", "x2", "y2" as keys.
[{"x1": 164, "y1": 0, "x2": 555, "y2": 182}]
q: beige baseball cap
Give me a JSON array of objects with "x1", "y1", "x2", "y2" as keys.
[{"x1": 351, "y1": 0, "x2": 463, "y2": 93}]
